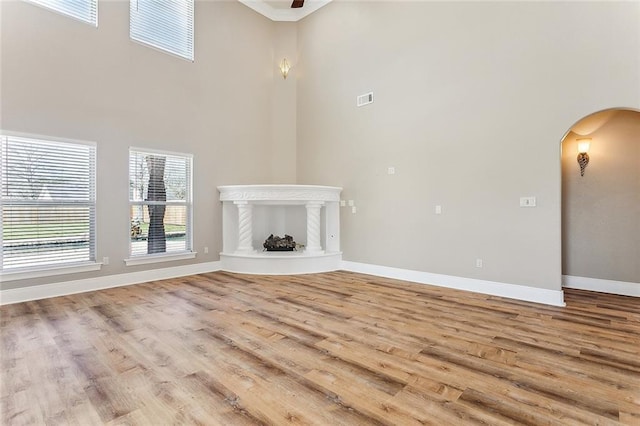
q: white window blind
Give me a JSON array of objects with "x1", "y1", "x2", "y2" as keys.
[
  {"x1": 129, "y1": 148, "x2": 192, "y2": 257},
  {"x1": 25, "y1": 0, "x2": 98, "y2": 26},
  {"x1": 130, "y1": 0, "x2": 194, "y2": 61},
  {"x1": 1, "y1": 135, "x2": 96, "y2": 271}
]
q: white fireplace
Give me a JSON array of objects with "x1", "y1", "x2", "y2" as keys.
[{"x1": 218, "y1": 184, "x2": 342, "y2": 274}]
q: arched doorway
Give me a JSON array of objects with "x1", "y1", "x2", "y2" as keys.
[{"x1": 560, "y1": 108, "x2": 640, "y2": 297}]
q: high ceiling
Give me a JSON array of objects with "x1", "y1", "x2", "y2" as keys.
[{"x1": 238, "y1": 0, "x2": 332, "y2": 22}]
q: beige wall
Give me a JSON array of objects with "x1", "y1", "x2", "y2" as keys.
[
  {"x1": 296, "y1": 1, "x2": 640, "y2": 291},
  {"x1": 0, "y1": 0, "x2": 295, "y2": 289},
  {"x1": 562, "y1": 110, "x2": 640, "y2": 284}
]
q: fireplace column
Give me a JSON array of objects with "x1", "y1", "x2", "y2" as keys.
[
  {"x1": 305, "y1": 201, "x2": 324, "y2": 253},
  {"x1": 235, "y1": 201, "x2": 255, "y2": 253}
]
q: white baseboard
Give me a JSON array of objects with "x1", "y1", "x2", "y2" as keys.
[
  {"x1": 562, "y1": 275, "x2": 640, "y2": 297},
  {"x1": 1, "y1": 259, "x2": 573, "y2": 307},
  {"x1": 342, "y1": 261, "x2": 566, "y2": 307},
  {"x1": 0, "y1": 261, "x2": 222, "y2": 305}
]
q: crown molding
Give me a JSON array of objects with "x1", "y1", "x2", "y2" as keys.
[{"x1": 238, "y1": 0, "x2": 332, "y2": 22}]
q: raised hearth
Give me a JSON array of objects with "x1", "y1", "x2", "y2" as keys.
[{"x1": 218, "y1": 185, "x2": 342, "y2": 274}]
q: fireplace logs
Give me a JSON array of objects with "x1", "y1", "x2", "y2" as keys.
[{"x1": 263, "y1": 234, "x2": 296, "y2": 251}]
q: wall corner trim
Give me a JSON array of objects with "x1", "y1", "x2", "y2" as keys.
[
  {"x1": 0, "y1": 261, "x2": 223, "y2": 305},
  {"x1": 562, "y1": 275, "x2": 640, "y2": 297},
  {"x1": 342, "y1": 261, "x2": 566, "y2": 306}
]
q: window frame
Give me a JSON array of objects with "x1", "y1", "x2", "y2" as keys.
[
  {"x1": 24, "y1": 0, "x2": 98, "y2": 27},
  {"x1": 0, "y1": 132, "x2": 100, "y2": 281},
  {"x1": 125, "y1": 147, "x2": 194, "y2": 266},
  {"x1": 129, "y1": 0, "x2": 195, "y2": 61}
]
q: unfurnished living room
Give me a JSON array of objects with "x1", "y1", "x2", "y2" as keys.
[{"x1": 1, "y1": 0, "x2": 639, "y2": 424}]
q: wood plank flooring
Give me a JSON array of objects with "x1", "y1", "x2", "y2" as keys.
[{"x1": 1, "y1": 271, "x2": 639, "y2": 425}]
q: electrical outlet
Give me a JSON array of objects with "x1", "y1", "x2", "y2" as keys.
[
  {"x1": 435, "y1": 205, "x2": 442, "y2": 215},
  {"x1": 102, "y1": 257, "x2": 109, "y2": 265},
  {"x1": 340, "y1": 200, "x2": 346, "y2": 207},
  {"x1": 352, "y1": 206, "x2": 357, "y2": 214},
  {"x1": 388, "y1": 166, "x2": 396, "y2": 175},
  {"x1": 204, "y1": 247, "x2": 209, "y2": 254},
  {"x1": 348, "y1": 200, "x2": 355, "y2": 207},
  {"x1": 476, "y1": 258, "x2": 483, "y2": 268}
]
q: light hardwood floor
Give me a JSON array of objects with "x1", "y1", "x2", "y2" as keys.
[{"x1": 1, "y1": 271, "x2": 639, "y2": 425}]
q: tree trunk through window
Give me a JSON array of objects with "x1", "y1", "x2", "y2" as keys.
[{"x1": 146, "y1": 155, "x2": 166, "y2": 254}]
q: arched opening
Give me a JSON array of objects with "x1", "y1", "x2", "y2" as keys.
[{"x1": 561, "y1": 108, "x2": 640, "y2": 297}]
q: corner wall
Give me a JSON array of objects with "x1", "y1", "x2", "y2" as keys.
[{"x1": 270, "y1": 22, "x2": 298, "y2": 183}]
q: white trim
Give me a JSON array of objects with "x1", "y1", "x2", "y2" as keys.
[
  {"x1": 0, "y1": 262, "x2": 102, "y2": 282},
  {"x1": 130, "y1": 146, "x2": 194, "y2": 159},
  {"x1": 129, "y1": 0, "x2": 194, "y2": 61},
  {"x1": 0, "y1": 129, "x2": 97, "y2": 147},
  {"x1": 562, "y1": 275, "x2": 640, "y2": 297},
  {"x1": 1, "y1": 133, "x2": 98, "y2": 275},
  {"x1": 237, "y1": 0, "x2": 332, "y2": 22},
  {"x1": 0, "y1": 259, "x2": 570, "y2": 306},
  {"x1": 342, "y1": 261, "x2": 566, "y2": 307},
  {"x1": 0, "y1": 261, "x2": 222, "y2": 305},
  {"x1": 128, "y1": 148, "x2": 194, "y2": 258},
  {"x1": 218, "y1": 184, "x2": 342, "y2": 202},
  {"x1": 220, "y1": 251, "x2": 342, "y2": 275},
  {"x1": 23, "y1": 0, "x2": 98, "y2": 27},
  {"x1": 124, "y1": 251, "x2": 197, "y2": 266}
]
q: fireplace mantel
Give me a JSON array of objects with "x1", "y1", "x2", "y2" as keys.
[
  {"x1": 218, "y1": 184, "x2": 342, "y2": 274},
  {"x1": 219, "y1": 184, "x2": 341, "y2": 203}
]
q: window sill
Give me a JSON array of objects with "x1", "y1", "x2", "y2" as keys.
[
  {"x1": 124, "y1": 251, "x2": 197, "y2": 267},
  {"x1": 0, "y1": 262, "x2": 102, "y2": 282}
]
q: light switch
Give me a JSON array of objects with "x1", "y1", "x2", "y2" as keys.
[
  {"x1": 519, "y1": 197, "x2": 537, "y2": 207},
  {"x1": 435, "y1": 205, "x2": 442, "y2": 215},
  {"x1": 348, "y1": 200, "x2": 355, "y2": 207}
]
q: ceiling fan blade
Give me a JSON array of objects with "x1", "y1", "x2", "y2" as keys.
[{"x1": 291, "y1": 0, "x2": 304, "y2": 8}]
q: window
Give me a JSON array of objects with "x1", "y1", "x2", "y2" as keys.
[
  {"x1": 1, "y1": 135, "x2": 97, "y2": 272},
  {"x1": 130, "y1": 0, "x2": 194, "y2": 61},
  {"x1": 129, "y1": 148, "x2": 192, "y2": 260},
  {"x1": 25, "y1": 0, "x2": 98, "y2": 26}
]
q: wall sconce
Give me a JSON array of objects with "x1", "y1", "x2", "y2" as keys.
[
  {"x1": 279, "y1": 58, "x2": 291, "y2": 79},
  {"x1": 577, "y1": 138, "x2": 591, "y2": 176}
]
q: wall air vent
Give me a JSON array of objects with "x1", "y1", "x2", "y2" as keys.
[{"x1": 357, "y1": 91, "x2": 374, "y2": 107}]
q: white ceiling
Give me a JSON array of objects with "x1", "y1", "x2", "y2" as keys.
[{"x1": 238, "y1": 0, "x2": 332, "y2": 22}]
